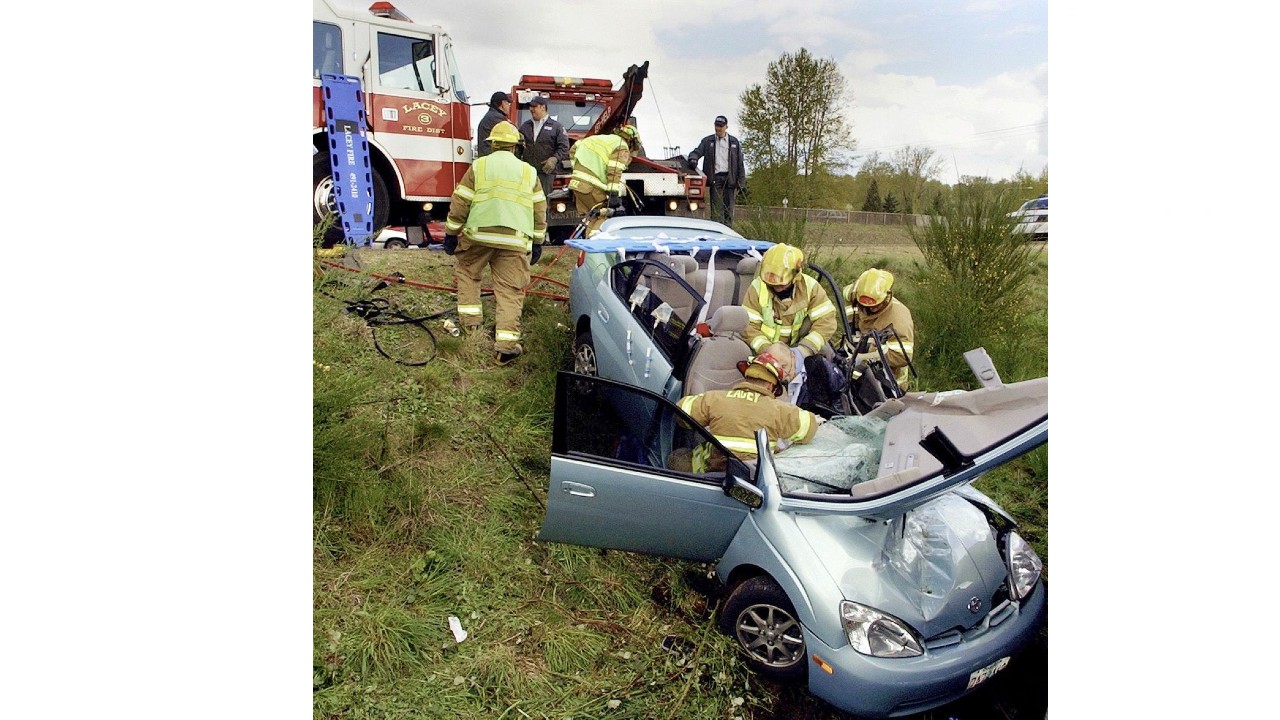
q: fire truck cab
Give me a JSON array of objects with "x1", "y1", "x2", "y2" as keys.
[{"x1": 312, "y1": 0, "x2": 473, "y2": 238}]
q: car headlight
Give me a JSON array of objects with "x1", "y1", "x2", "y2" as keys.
[
  {"x1": 839, "y1": 601, "x2": 922, "y2": 657},
  {"x1": 1005, "y1": 531, "x2": 1043, "y2": 600}
]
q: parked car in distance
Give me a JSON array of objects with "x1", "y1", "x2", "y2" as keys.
[
  {"x1": 370, "y1": 219, "x2": 446, "y2": 249},
  {"x1": 1009, "y1": 195, "x2": 1048, "y2": 241},
  {"x1": 546, "y1": 215, "x2": 1049, "y2": 717}
]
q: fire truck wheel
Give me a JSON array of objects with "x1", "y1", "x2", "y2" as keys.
[{"x1": 313, "y1": 152, "x2": 390, "y2": 245}]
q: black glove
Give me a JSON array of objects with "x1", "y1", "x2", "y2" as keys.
[
  {"x1": 442, "y1": 234, "x2": 458, "y2": 255},
  {"x1": 530, "y1": 243, "x2": 543, "y2": 265},
  {"x1": 606, "y1": 192, "x2": 624, "y2": 210}
]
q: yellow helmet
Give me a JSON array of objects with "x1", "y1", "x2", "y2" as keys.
[
  {"x1": 849, "y1": 268, "x2": 894, "y2": 308},
  {"x1": 760, "y1": 244, "x2": 804, "y2": 287},
  {"x1": 488, "y1": 121, "x2": 521, "y2": 147},
  {"x1": 615, "y1": 124, "x2": 639, "y2": 141}
]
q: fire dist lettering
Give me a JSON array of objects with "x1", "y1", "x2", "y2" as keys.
[
  {"x1": 344, "y1": 128, "x2": 355, "y2": 166},
  {"x1": 400, "y1": 101, "x2": 447, "y2": 118}
]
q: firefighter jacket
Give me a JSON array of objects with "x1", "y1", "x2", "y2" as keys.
[
  {"x1": 853, "y1": 297, "x2": 915, "y2": 388},
  {"x1": 678, "y1": 377, "x2": 819, "y2": 472},
  {"x1": 445, "y1": 151, "x2": 547, "y2": 252},
  {"x1": 568, "y1": 134, "x2": 631, "y2": 195},
  {"x1": 518, "y1": 117, "x2": 570, "y2": 172},
  {"x1": 476, "y1": 107, "x2": 508, "y2": 157},
  {"x1": 743, "y1": 274, "x2": 837, "y2": 357}
]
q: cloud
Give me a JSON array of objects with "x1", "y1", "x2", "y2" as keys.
[{"x1": 323, "y1": 0, "x2": 1047, "y2": 183}]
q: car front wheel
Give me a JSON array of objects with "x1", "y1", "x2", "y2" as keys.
[
  {"x1": 573, "y1": 331, "x2": 598, "y2": 376},
  {"x1": 719, "y1": 575, "x2": 807, "y2": 682}
]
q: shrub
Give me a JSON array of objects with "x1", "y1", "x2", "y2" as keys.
[{"x1": 908, "y1": 185, "x2": 1046, "y2": 387}]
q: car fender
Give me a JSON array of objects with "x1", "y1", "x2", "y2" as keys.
[{"x1": 717, "y1": 499, "x2": 850, "y2": 652}]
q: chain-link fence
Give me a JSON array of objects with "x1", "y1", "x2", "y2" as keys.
[{"x1": 735, "y1": 206, "x2": 928, "y2": 226}]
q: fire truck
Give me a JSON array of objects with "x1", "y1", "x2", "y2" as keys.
[
  {"x1": 507, "y1": 62, "x2": 709, "y2": 241},
  {"x1": 312, "y1": 0, "x2": 473, "y2": 242}
]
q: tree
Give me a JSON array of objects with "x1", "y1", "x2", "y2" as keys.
[
  {"x1": 882, "y1": 192, "x2": 899, "y2": 214},
  {"x1": 738, "y1": 48, "x2": 854, "y2": 205},
  {"x1": 890, "y1": 145, "x2": 945, "y2": 214},
  {"x1": 861, "y1": 179, "x2": 883, "y2": 212}
]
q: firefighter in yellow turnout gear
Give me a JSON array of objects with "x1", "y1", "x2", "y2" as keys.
[
  {"x1": 568, "y1": 124, "x2": 640, "y2": 237},
  {"x1": 743, "y1": 244, "x2": 838, "y2": 359},
  {"x1": 842, "y1": 268, "x2": 915, "y2": 389},
  {"x1": 677, "y1": 352, "x2": 820, "y2": 473},
  {"x1": 443, "y1": 121, "x2": 548, "y2": 365}
]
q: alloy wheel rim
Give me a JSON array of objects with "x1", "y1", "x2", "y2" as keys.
[{"x1": 735, "y1": 603, "x2": 804, "y2": 668}]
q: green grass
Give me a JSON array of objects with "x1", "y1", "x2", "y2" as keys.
[{"x1": 313, "y1": 230, "x2": 1048, "y2": 719}]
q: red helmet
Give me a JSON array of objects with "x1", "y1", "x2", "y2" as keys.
[{"x1": 737, "y1": 351, "x2": 789, "y2": 395}]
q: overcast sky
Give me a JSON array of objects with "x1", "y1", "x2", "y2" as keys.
[{"x1": 372, "y1": 0, "x2": 1048, "y2": 183}]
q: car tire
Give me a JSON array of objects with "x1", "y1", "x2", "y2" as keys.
[
  {"x1": 719, "y1": 575, "x2": 808, "y2": 682},
  {"x1": 313, "y1": 151, "x2": 390, "y2": 246},
  {"x1": 383, "y1": 237, "x2": 407, "y2": 249},
  {"x1": 573, "y1": 331, "x2": 598, "y2": 376}
]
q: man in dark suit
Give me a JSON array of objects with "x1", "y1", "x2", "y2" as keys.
[
  {"x1": 687, "y1": 115, "x2": 747, "y2": 227},
  {"x1": 517, "y1": 95, "x2": 570, "y2": 197}
]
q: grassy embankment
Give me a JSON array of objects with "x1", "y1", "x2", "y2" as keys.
[{"x1": 313, "y1": 221, "x2": 1048, "y2": 719}]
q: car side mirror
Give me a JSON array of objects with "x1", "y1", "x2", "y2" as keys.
[{"x1": 722, "y1": 460, "x2": 762, "y2": 509}]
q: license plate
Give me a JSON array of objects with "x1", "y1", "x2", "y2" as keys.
[{"x1": 966, "y1": 656, "x2": 1010, "y2": 690}]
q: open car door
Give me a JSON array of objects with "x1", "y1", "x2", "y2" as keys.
[{"x1": 538, "y1": 372, "x2": 755, "y2": 561}]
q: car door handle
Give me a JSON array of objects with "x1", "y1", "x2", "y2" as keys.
[
  {"x1": 560, "y1": 481, "x2": 595, "y2": 498},
  {"x1": 596, "y1": 306, "x2": 610, "y2": 324}
]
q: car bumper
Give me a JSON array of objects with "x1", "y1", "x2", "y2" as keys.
[{"x1": 803, "y1": 583, "x2": 1047, "y2": 718}]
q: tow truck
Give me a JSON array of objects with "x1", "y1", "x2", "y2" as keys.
[{"x1": 506, "y1": 62, "x2": 709, "y2": 241}]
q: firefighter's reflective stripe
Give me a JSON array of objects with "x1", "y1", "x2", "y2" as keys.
[
  {"x1": 750, "y1": 275, "x2": 834, "y2": 352},
  {"x1": 466, "y1": 154, "x2": 539, "y2": 240},
  {"x1": 691, "y1": 443, "x2": 713, "y2": 474},
  {"x1": 571, "y1": 135, "x2": 624, "y2": 194},
  {"x1": 467, "y1": 229, "x2": 534, "y2": 251},
  {"x1": 890, "y1": 339, "x2": 914, "y2": 386},
  {"x1": 457, "y1": 304, "x2": 483, "y2": 320},
  {"x1": 789, "y1": 409, "x2": 813, "y2": 443},
  {"x1": 496, "y1": 329, "x2": 521, "y2": 343}
]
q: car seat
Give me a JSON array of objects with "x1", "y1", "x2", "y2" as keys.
[
  {"x1": 733, "y1": 255, "x2": 760, "y2": 304},
  {"x1": 682, "y1": 305, "x2": 752, "y2": 396}
]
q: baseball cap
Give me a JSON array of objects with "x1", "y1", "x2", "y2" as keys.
[
  {"x1": 490, "y1": 91, "x2": 511, "y2": 106},
  {"x1": 714, "y1": 115, "x2": 728, "y2": 126},
  {"x1": 528, "y1": 95, "x2": 547, "y2": 107}
]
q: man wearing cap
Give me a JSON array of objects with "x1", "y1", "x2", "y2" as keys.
[
  {"x1": 476, "y1": 91, "x2": 512, "y2": 157},
  {"x1": 517, "y1": 96, "x2": 570, "y2": 197},
  {"x1": 676, "y1": 351, "x2": 820, "y2": 473},
  {"x1": 687, "y1": 115, "x2": 747, "y2": 227}
]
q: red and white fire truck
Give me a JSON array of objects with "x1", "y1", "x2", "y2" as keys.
[
  {"x1": 312, "y1": 0, "x2": 473, "y2": 241},
  {"x1": 506, "y1": 62, "x2": 709, "y2": 241}
]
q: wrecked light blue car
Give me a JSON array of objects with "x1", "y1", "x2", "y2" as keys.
[{"x1": 540, "y1": 216, "x2": 1047, "y2": 718}]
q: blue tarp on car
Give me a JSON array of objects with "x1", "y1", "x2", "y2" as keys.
[{"x1": 566, "y1": 236, "x2": 775, "y2": 254}]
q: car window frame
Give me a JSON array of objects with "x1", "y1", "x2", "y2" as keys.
[
  {"x1": 552, "y1": 370, "x2": 750, "y2": 485},
  {"x1": 608, "y1": 259, "x2": 705, "y2": 376}
]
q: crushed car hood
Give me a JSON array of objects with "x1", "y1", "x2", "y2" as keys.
[{"x1": 792, "y1": 492, "x2": 1010, "y2": 639}]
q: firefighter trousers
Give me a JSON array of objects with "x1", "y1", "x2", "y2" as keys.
[
  {"x1": 453, "y1": 238, "x2": 530, "y2": 354},
  {"x1": 572, "y1": 186, "x2": 607, "y2": 237}
]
